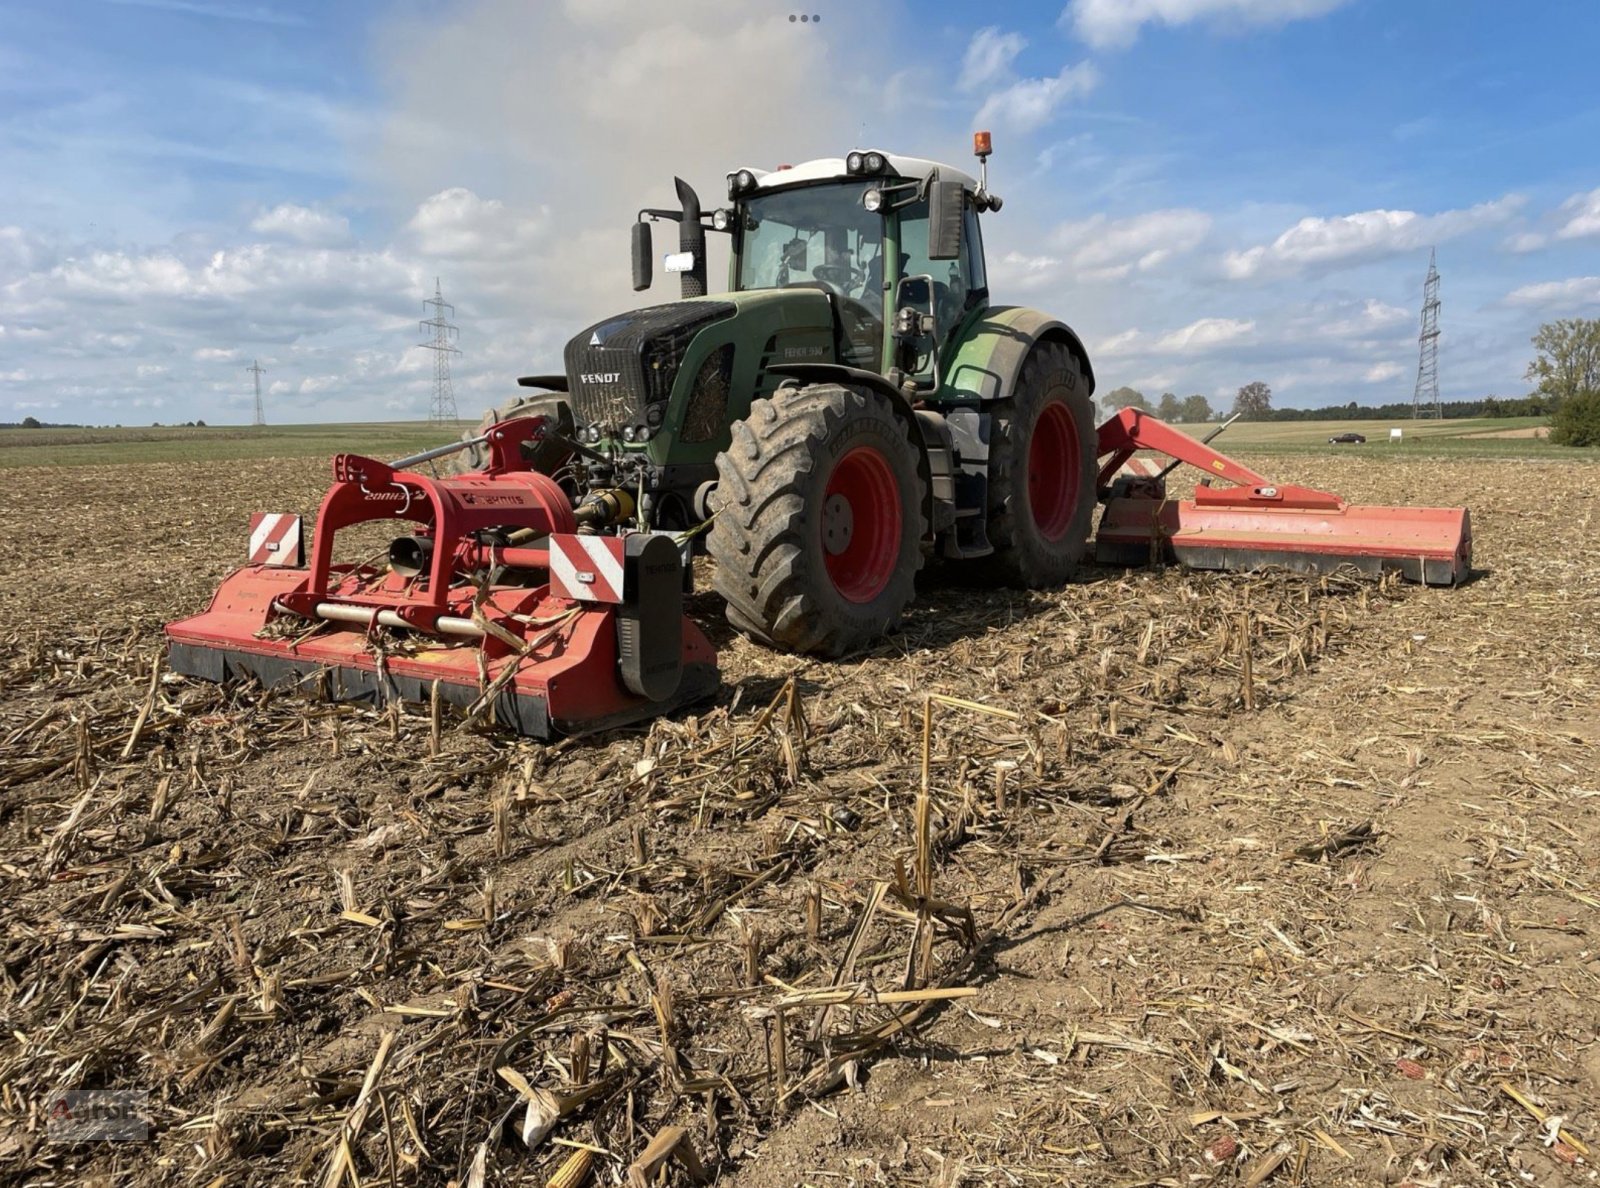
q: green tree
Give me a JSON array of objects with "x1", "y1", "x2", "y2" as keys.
[
  {"x1": 1103, "y1": 386, "x2": 1151, "y2": 413},
  {"x1": 1157, "y1": 391, "x2": 1182, "y2": 421},
  {"x1": 1526, "y1": 318, "x2": 1600, "y2": 405},
  {"x1": 1180, "y1": 394, "x2": 1213, "y2": 424},
  {"x1": 1550, "y1": 393, "x2": 1600, "y2": 445},
  {"x1": 1232, "y1": 380, "x2": 1272, "y2": 421},
  {"x1": 21, "y1": 415, "x2": 41, "y2": 429}
]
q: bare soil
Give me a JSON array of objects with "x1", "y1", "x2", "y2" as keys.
[
  {"x1": 1464, "y1": 426, "x2": 1552, "y2": 440},
  {"x1": 2, "y1": 453, "x2": 1597, "y2": 1187}
]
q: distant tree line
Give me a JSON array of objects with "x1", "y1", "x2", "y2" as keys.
[
  {"x1": 1093, "y1": 317, "x2": 1600, "y2": 442},
  {"x1": 1098, "y1": 386, "x2": 1557, "y2": 424}
]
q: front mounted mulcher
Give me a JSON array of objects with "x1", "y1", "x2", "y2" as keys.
[{"x1": 165, "y1": 416, "x2": 718, "y2": 740}]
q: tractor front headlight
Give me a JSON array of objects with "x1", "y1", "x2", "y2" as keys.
[
  {"x1": 863, "y1": 188, "x2": 884, "y2": 213},
  {"x1": 712, "y1": 208, "x2": 731, "y2": 231},
  {"x1": 623, "y1": 426, "x2": 638, "y2": 443}
]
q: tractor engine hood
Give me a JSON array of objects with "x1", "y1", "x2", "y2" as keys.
[
  {"x1": 562, "y1": 288, "x2": 834, "y2": 435},
  {"x1": 564, "y1": 299, "x2": 737, "y2": 432}
]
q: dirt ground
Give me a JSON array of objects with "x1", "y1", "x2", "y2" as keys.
[
  {"x1": 1466, "y1": 427, "x2": 1552, "y2": 440},
  {"x1": 2, "y1": 452, "x2": 1597, "y2": 1188}
]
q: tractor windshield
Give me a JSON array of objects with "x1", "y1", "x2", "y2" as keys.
[
  {"x1": 736, "y1": 182, "x2": 882, "y2": 302},
  {"x1": 736, "y1": 181, "x2": 884, "y2": 366}
]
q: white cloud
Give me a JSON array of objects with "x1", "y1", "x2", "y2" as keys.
[
  {"x1": 960, "y1": 28, "x2": 1027, "y2": 92},
  {"x1": 1505, "y1": 276, "x2": 1600, "y2": 308},
  {"x1": 250, "y1": 203, "x2": 351, "y2": 246},
  {"x1": 193, "y1": 346, "x2": 239, "y2": 361},
  {"x1": 406, "y1": 188, "x2": 545, "y2": 260},
  {"x1": 1092, "y1": 316, "x2": 1254, "y2": 359},
  {"x1": 1053, "y1": 208, "x2": 1211, "y2": 279},
  {"x1": 989, "y1": 209, "x2": 1209, "y2": 288},
  {"x1": 1095, "y1": 328, "x2": 1143, "y2": 357},
  {"x1": 1364, "y1": 361, "x2": 1404, "y2": 383},
  {"x1": 1064, "y1": 0, "x2": 1353, "y2": 48},
  {"x1": 1154, "y1": 316, "x2": 1255, "y2": 353},
  {"x1": 1314, "y1": 298, "x2": 1410, "y2": 339},
  {"x1": 1505, "y1": 231, "x2": 1547, "y2": 253},
  {"x1": 1555, "y1": 187, "x2": 1600, "y2": 241},
  {"x1": 975, "y1": 62, "x2": 1099, "y2": 134},
  {"x1": 1223, "y1": 197, "x2": 1523, "y2": 279}
]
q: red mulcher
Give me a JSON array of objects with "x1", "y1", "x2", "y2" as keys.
[
  {"x1": 1094, "y1": 409, "x2": 1471, "y2": 586},
  {"x1": 166, "y1": 415, "x2": 718, "y2": 738}
]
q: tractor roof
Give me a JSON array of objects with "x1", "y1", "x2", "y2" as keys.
[{"x1": 729, "y1": 151, "x2": 980, "y2": 196}]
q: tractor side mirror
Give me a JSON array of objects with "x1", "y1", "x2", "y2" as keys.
[
  {"x1": 928, "y1": 180, "x2": 964, "y2": 260},
  {"x1": 631, "y1": 221, "x2": 653, "y2": 292}
]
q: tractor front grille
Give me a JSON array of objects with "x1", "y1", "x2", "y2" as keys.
[{"x1": 564, "y1": 301, "x2": 736, "y2": 430}]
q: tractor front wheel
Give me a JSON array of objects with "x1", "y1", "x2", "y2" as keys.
[
  {"x1": 986, "y1": 341, "x2": 1098, "y2": 586},
  {"x1": 710, "y1": 383, "x2": 927, "y2": 657}
]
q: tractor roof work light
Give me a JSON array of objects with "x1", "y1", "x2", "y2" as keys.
[
  {"x1": 727, "y1": 169, "x2": 757, "y2": 199},
  {"x1": 845, "y1": 151, "x2": 864, "y2": 174}
]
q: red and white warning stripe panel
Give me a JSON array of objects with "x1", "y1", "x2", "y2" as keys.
[
  {"x1": 1115, "y1": 457, "x2": 1164, "y2": 480},
  {"x1": 248, "y1": 513, "x2": 304, "y2": 567},
  {"x1": 548, "y1": 533, "x2": 627, "y2": 603}
]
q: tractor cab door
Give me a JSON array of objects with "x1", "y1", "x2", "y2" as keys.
[{"x1": 892, "y1": 196, "x2": 989, "y2": 387}]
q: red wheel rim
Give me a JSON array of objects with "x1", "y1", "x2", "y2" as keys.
[
  {"x1": 1028, "y1": 401, "x2": 1079, "y2": 542},
  {"x1": 821, "y1": 445, "x2": 903, "y2": 603}
]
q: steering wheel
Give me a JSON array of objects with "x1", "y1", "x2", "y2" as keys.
[{"x1": 812, "y1": 262, "x2": 865, "y2": 295}]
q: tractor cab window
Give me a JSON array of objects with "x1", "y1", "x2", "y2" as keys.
[
  {"x1": 897, "y1": 194, "x2": 982, "y2": 336},
  {"x1": 735, "y1": 181, "x2": 884, "y2": 368}
]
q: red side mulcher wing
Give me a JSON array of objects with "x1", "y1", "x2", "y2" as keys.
[{"x1": 1093, "y1": 409, "x2": 1471, "y2": 586}]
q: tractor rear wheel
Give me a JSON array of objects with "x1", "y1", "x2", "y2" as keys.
[
  {"x1": 986, "y1": 341, "x2": 1097, "y2": 586},
  {"x1": 710, "y1": 383, "x2": 927, "y2": 657},
  {"x1": 444, "y1": 392, "x2": 574, "y2": 475}
]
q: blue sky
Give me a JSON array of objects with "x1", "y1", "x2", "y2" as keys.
[{"x1": 3, "y1": 0, "x2": 1599, "y2": 424}]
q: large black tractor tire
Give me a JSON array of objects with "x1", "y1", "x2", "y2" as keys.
[
  {"x1": 444, "y1": 392, "x2": 574, "y2": 475},
  {"x1": 710, "y1": 383, "x2": 927, "y2": 657},
  {"x1": 986, "y1": 341, "x2": 1098, "y2": 587}
]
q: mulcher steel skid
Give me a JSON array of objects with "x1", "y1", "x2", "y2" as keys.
[
  {"x1": 166, "y1": 417, "x2": 718, "y2": 738},
  {"x1": 167, "y1": 131, "x2": 1471, "y2": 738}
]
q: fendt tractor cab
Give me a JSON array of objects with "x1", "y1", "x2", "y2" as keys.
[{"x1": 483, "y1": 133, "x2": 1101, "y2": 656}]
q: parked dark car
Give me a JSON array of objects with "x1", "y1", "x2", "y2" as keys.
[{"x1": 1329, "y1": 432, "x2": 1367, "y2": 444}]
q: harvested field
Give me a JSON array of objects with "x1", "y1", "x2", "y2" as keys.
[{"x1": 2, "y1": 452, "x2": 1597, "y2": 1188}]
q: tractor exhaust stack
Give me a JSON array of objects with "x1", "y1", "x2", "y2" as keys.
[{"x1": 674, "y1": 176, "x2": 707, "y2": 299}]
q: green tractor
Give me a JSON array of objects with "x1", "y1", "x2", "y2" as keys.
[{"x1": 465, "y1": 134, "x2": 1099, "y2": 656}]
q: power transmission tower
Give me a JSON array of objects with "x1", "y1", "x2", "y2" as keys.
[
  {"x1": 1411, "y1": 248, "x2": 1441, "y2": 419},
  {"x1": 247, "y1": 359, "x2": 266, "y2": 426},
  {"x1": 420, "y1": 279, "x2": 460, "y2": 426}
]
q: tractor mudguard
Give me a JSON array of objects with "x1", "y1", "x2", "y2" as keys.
[
  {"x1": 764, "y1": 362, "x2": 937, "y2": 544},
  {"x1": 939, "y1": 306, "x2": 1096, "y2": 403}
]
